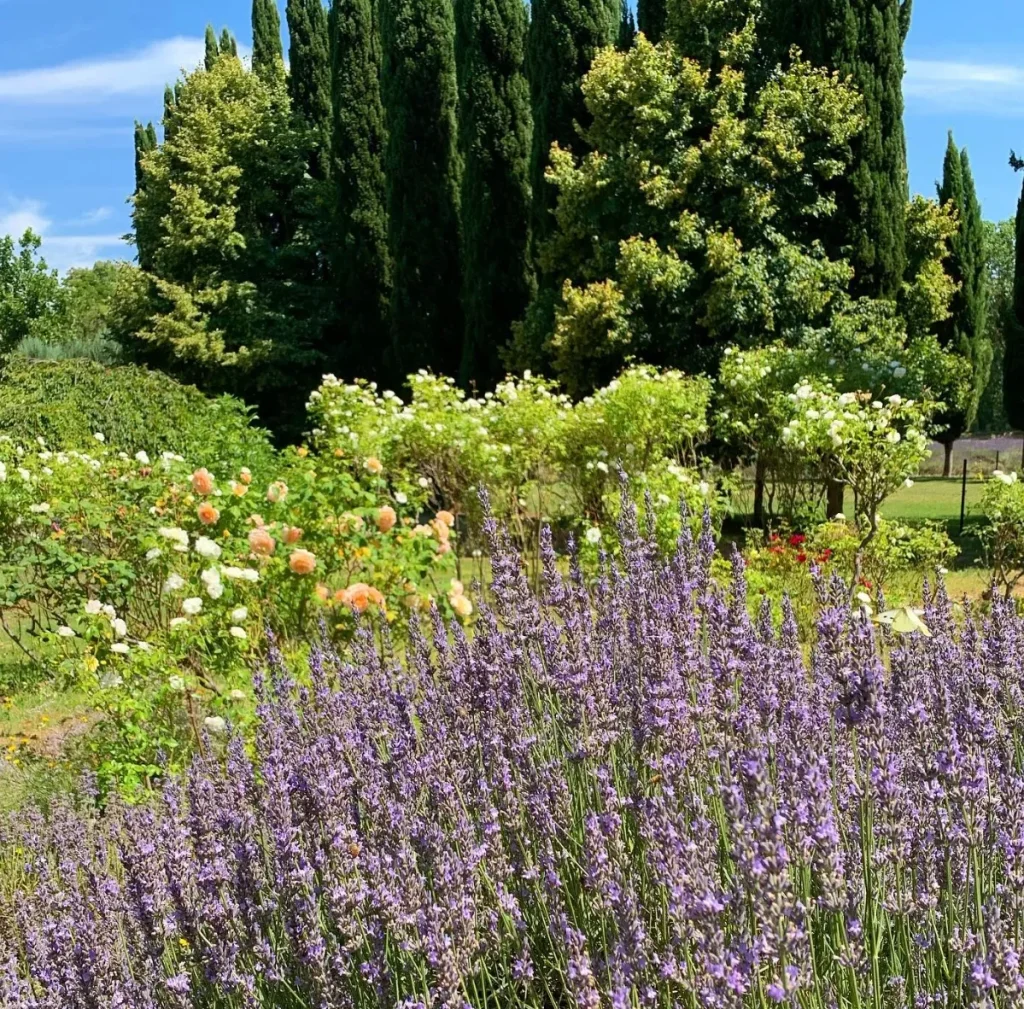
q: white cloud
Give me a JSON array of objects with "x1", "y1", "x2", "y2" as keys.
[
  {"x1": 905, "y1": 59, "x2": 1024, "y2": 115},
  {"x1": 0, "y1": 37, "x2": 207, "y2": 104},
  {"x1": 0, "y1": 198, "x2": 49, "y2": 239},
  {"x1": 0, "y1": 197, "x2": 128, "y2": 272},
  {"x1": 40, "y1": 234, "x2": 130, "y2": 273}
]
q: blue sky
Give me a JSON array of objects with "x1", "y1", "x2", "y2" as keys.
[{"x1": 0, "y1": 0, "x2": 1021, "y2": 273}]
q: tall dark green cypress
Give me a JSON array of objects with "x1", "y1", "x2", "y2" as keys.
[
  {"x1": 286, "y1": 0, "x2": 333, "y2": 176},
  {"x1": 162, "y1": 85, "x2": 177, "y2": 141},
  {"x1": 617, "y1": 1, "x2": 637, "y2": 50},
  {"x1": 133, "y1": 123, "x2": 158, "y2": 270},
  {"x1": 1007, "y1": 161, "x2": 1024, "y2": 430},
  {"x1": 204, "y1": 25, "x2": 220, "y2": 71},
  {"x1": 328, "y1": 0, "x2": 391, "y2": 376},
  {"x1": 770, "y1": 0, "x2": 911, "y2": 299},
  {"x1": 455, "y1": 0, "x2": 534, "y2": 388},
  {"x1": 527, "y1": 0, "x2": 619, "y2": 246},
  {"x1": 637, "y1": 0, "x2": 667, "y2": 42},
  {"x1": 219, "y1": 28, "x2": 239, "y2": 57},
  {"x1": 934, "y1": 135, "x2": 989, "y2": 471},
  {"x1": 253, "y1": 0, "x2": 285, "y2": 79},
  {"x1": 380, "y1": 0, "x2": 463, "y2": 380}
]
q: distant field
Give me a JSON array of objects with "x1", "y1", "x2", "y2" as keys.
[
  {"x1": 919, "y1": 436, "x2": 1024, "y2": 478},
  {"x1": 883, "y1": 476, "x2": 987, "y2": 525}
]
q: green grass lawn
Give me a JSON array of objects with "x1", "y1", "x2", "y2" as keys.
[{"x1": 882, "y1": 476, "x2": 987, "y2": 525}]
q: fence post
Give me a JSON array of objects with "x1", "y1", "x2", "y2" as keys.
[{"x1": 960, "y1": 458, "x2": 968, "y2": 535}]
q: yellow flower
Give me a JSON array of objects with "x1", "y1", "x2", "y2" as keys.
[
  {"x1": 297, "y1": 446, "x2": 309, "y2": 458},
  {"x1": 364, "y1": 457, "x2": 384, "y2": 475},
  {"x1": 83, "y1": 655, "x2": 99, "y2": 675}
]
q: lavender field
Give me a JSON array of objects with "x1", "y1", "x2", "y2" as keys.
[{"x1": 2, "y1": 506, "x2": 1022, "y2": 1008}]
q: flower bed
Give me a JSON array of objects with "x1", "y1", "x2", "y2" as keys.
[{"x1": 1, "y1": 506, "x2": 1020, "y2": 1006}]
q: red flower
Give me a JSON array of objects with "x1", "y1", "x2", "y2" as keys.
[
  {"x1": 796, "y1": 553, "x2": 808, "y2": 564},
  {"x1": 789, "y1": 534, "x2": 806, "y2": 547},
  {"x1": 819, "y1": 548, "x2": 833, "y2": 563},
  {"x1": 770, "y1": 534, "x2": 781, "y2": 544}
]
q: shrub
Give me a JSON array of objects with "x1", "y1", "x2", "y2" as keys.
[
  {"x1": 977, "y1": 470, "x2": 1024, "y2": 598},
  {"x1": 0, "y1": 358, "x2": 275, "y2": 477},
  {"x1": 1, "y1": 506, "x2": 1021, "y2": 1007}
]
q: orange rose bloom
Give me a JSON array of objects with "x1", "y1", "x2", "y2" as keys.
[
  {"x1": 436, "y1": 510, "x2": 456, "y2": 529},
  {"x1": 239, "y1": 467, "x2": 252, "y2": 485},
  {"x1": 191, "y1": 468, "x2": 215, "y2": 496},
  {"x1": 230, "y1": 481, "x2": 249, "y2": 498},
  {"x1": 282, "y1": 525, "x2": 303, "y2": 545},
  {"x1": 288, "y1": 549, "x2": 317, "y2": 575},
  {"x1": 364, "y1": 457, "x2": 384, "y2": 475},
  {"x1": 377, "y1": 506, "x2": 397, "y2": 533},
  {"x1": 343, "y1": 582, "x2": 371, "y2": 612},
  {"x1": 248, "y1": 527, "x2": 276, "y2": 556},
  {"x1": 197, "y1": 502, "x2": 220, "y2": 526},
  {"x1": 315, "y1": 582, "x2": 330, "y2": 602},
  {"x1": 430, "y1": 519, "x2": 451, "y2": 544}
]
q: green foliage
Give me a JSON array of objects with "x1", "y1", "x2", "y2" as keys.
[
  {"x1": 526, "y1": 0, "x2": 618, "y2": 246},
  {"x1": 286, "y1": 0, "x2": 333, "y2": 177},
  {"x1": 455, "y1": 0, "x2": 535, "y2": 388},
  {"x1": 515, "y1": 36, "x2": 864, "y2": 390},
  {"x1": 617, "y1": 1, "x2": 637, "y2": 50},
  {"x1": 125, "y1": 54, "x2": 328, "y2": 438},
  {"x1": 0, "y1": 231, "x2": 66, "y2": 365},
  {"x1": 934, "y1": 136, "x2": 989, "y2": 454},
  {"x1": 0, "y1": 358, "x2": 275, "y2": 475},
  {"x1": 14, "y1": 335, "x2": 121, "y2": 364},
  {"x1": 770, "y1": 0, "x2": 911, "y2": 300},
  {"x1": 380, "y1": 0, "x2": 463, "y2": 381},
  {"x1": 252, "y1": 0, "x2": 285, "y2": 80},
  {"x1": 329, "y1": 0, "x2": 391, "y2": 378},
  {"x1": 62, "y1": 260, "x2": 122, "y2": 345},
  {"x1": 977, "y1": 219, "x2": 1015, "y2": 432}
]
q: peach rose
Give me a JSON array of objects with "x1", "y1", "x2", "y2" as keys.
[
  {"x1": 248, "y1": 527, "x2": 276, "y2": 556},
  {"x1": 412, "y1": 523, "x2": 433, "y2": 538},
  {"x1": 364, "y1": 457, "x2": 384, "y2": 476},
  {"x1": 343, "y1": 582, "x2": 371, "y2": 612},
  {"x1": 239, "y1": 467, "x2": 252, "y2": 485},
  {"x1": 315, "y1": 582, "x2": 330, "y2": 602},
  {"x1": 197, "y1": 502, "x2": 220, "y2": 526},
  {"x1": 288, "y1": 549, "x2": 317, "y2": 575},
  {"x1": 267, "y1": 481, "x2": 289, "y2": 504},
  {"x1": 230, "y1": 481, "x2": 249, "y2": 498},
  {"x1": 282, "y1": 525, "x2": 303, "y2": 545},
  {"x1": 436, "y1": 510, "x2": 455, "y2": 529},
  {"x1": 191, "y1": 468, "x2": 215, "y2": 496},
  {"x1": 430, "y1": 519, "x2": 451, "y2": 544},
  {"x1": 377, "y1": 506, "x2": 397, "y2": 533},
  {"x1": 451, "y1": 594, "x2": 473, "y2": 619}
]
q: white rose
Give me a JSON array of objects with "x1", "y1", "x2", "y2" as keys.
[
  {"x1": 182, "y1": 597, "x2": 203, "y2": 616},
  {"x1": 135, "y1": 451, "x2": 150, "y2": 465},
  {"x1": 84, "y1": 599, "x2": 103, "y2": 615},
  {"x1": 112, "y1": 618, "x2": 128, "y2": 639},
  {"x1": 93, "y1": 432, "x2": 105, "y2": 443},
  {"x1": 111, "y1": 643, "x2": 130, "y2": 655},
  {"x1": 163, "y1": 573, "x2": 185, "y2": 594},
  {"x1": 203, "y1": 716, "x2": 227, "y2": 734},
  {"x1": 57, "y1": 626, "x2": 76, "y2": 638},
  {"x1": 194, "y1": 537, "x2": 222, "y2": 559},
  {"x1": 229, "y1": 626, "x2": 247, "y2": 640},
  {"x1": 145, "y1": 548, "x2": 162, "y2": 561},
  {"x1": 231, "y1": 606, "x2": 248, "y2": 623},
  {"x1": 585, "y1": 527, "x2": 602, "y2": 545}
]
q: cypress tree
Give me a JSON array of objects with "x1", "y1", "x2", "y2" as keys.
[
  {"x1": 219, "y1": 28, "x2": 239, "y2": 57},
  {"x1": 328, "y1": 0, "x2": 391, "y2": 376},
  {"x1": 618, "y1": 1, "x2": 637, "y2": 50},
  {"x1": 286, "y1": 0, "x2": 333, "y2": 176},
  {"x1": 1006, "y1": 159, "x2": 1024, "y2": 431},
  {"x1": 253, "y1": 0, "x2": 285, "y2": 79},
  {"x1": 204, "y1": 25, "x2": 220, "y2": 71},
  {"x1": 380, "y1": 0, "x2": 463, "y2": 380},
  {"x1": 455, "y1": 0, "x2": 534, "y2": 388},
  {"x1": 934, "y1": 135, "x2": 989, "y2": 473},
  {"x1": 163, "y1": 85, "x2": 177, "y2": 141},
  {"x1": 637, "y1": 0, "x2": 667, "y2": 42},
  {"x1": 527, "y1": 0, "x2": 619, "y2": 246},
  {"x1": 133, "y1": 122, "x2": 159, "y2": 270},
  {"x1": 770, "y1": 0, "x2": 911, "y2": 299}
]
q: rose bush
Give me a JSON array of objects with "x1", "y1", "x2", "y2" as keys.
[{"x1": 0, "y1": 435, "x2": 462, "y2": 791}]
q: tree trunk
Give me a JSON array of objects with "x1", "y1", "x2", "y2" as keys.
[
  {"x1": 826, "y1": 480, "x2": 845, "y2": 520},
  {"x1": 943, "y1": 441, "x2": 954, "y2": 478},
  {"x1": 753, "y1": 456, "x2": 766, "y2": 528}
]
